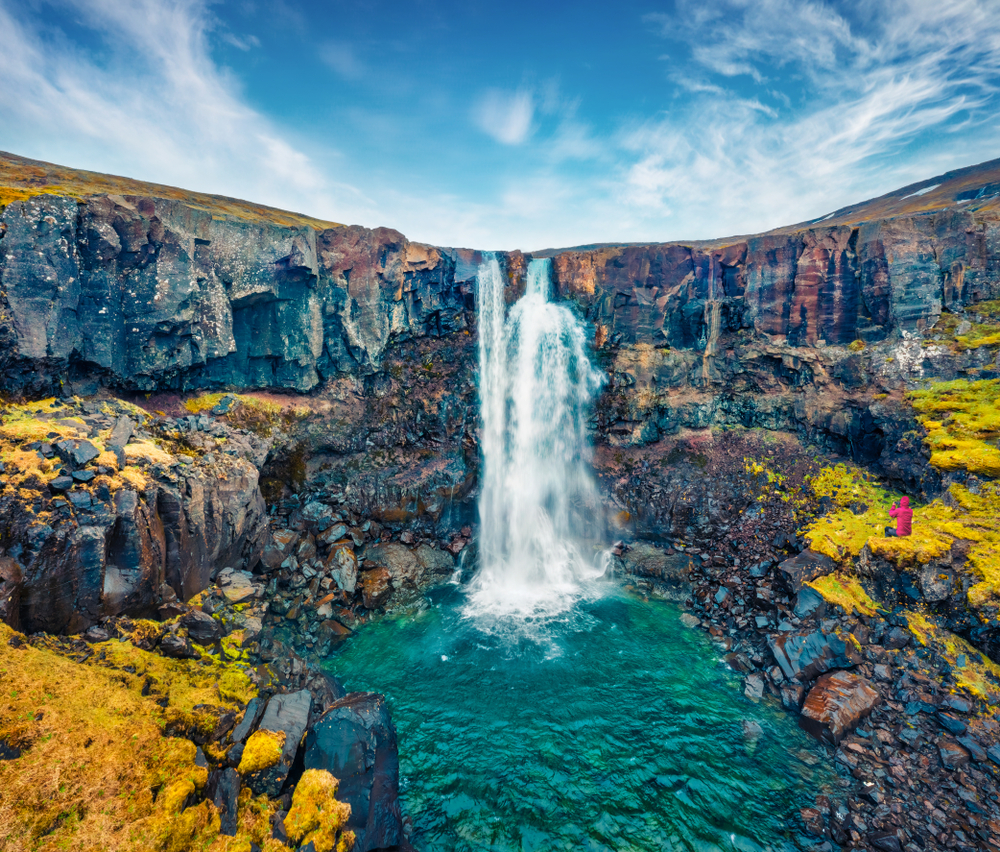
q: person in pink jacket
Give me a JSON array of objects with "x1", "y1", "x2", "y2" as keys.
[{"x1": 885, "y1": 496, "x2": 913, "y2": 537}]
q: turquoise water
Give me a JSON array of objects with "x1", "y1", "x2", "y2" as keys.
[{"x1": 326, "y1": 586, "x2": 832, "y2": 852}]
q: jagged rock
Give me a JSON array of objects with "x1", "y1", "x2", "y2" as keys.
[
  {"x1": 324, "y1": 543, "x2": 358, "y2": 595},
  {"x1": 53, "y1": 439, "x2": 100, "y2": 468},
  {"x1": 108, "y1": 416, "x2": 134, "y2": 449},
  {"x1": 249, "y1": 690, "x2": 313, "y2": 798},
  {"x1": 769, "y1": 630, "x2": 862, "y2": 682},
  {"x1": 206, "y1": 768, "x2": 240, "y2": 836},
  {"x1": 776, "y1": 550, "x2": 836, "y2": 593},
  {"x1": 159, "y1": 633, "x2": 198, "y2": 659},
  {"x1": 303, "y1": 692, "x2": 402, "y2": 852},
  {"x1": 181, "y1": 610, "x2": 221, "y2": 645},
  {"x1": 231, "y1": 696, "x2": 267, "y2": 745},
  {"x1": 799, "y1": 670, "x2": 880, "y2": 744},
  {"x1": 938, "y1": 739, "x2": 970, "y2": 770},
  {"x1": 362, "y1": 542, "x2": 454, "y2": 599}
]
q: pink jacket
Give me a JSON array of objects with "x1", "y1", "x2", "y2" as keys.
[{"x1": 890, "y1": 496, "x2": 913, "y2": 536}]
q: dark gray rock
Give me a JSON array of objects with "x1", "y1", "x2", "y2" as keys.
[
  {"x1": 0, "y1": 557, "x2": 23, "y2": 630},
  {"x1": 956, "y1": 735, "x2": 987, "y2": 762},
  {"x1": 159, "y1": 632, "x2": 197, "y2": 659},
  {"x1": 248, "y1": 690, "x2": 312, "y2": 798},
  {"x1": 769, "y1": 630, "x2": 862, "y2": 682},
  {"x1": 303, "y1": 692, "x2": 402, "y2": 852},
  {"x1": 936, "y1": 712, "x2": 967, "y2": 736},
  {"x1": 793, "y1": 586, "x2": 826, "y2": 619},
  {"x1": 777, "y1": 550, "x2": 836, "y2": 593},
  {"x1": 206, "y1": 767, "x2": 240, "y2": 836},
  {"x1": 181, "y1": 610, "x2": 221, "y2": 646},
  {"x1": 231, "y1": 696, "x2": 267, "y2": 745},
  {"x1": 108, "y1": 416, "x2": 134, "y2": 449},
  {"x1": 49, "y1": 476, "x2": 73, "y2": 492}
]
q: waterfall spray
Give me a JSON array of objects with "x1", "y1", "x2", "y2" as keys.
[{"x1": 469, "y1": 256, "x2": 606, "y2": 619}]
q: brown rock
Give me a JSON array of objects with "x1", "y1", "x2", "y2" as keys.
[
  {"x1": 360, "y1": 567, "x2": 392, "y2": 610},
  {"x1": 938, "y1": 739, "x2": 970, "y2": 770},
  {"x1": 800, "y1": 670, "x2": 880, "y2": 744}
]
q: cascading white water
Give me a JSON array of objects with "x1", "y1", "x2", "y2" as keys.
[{"x1": 468, "y1": 255, "x2": 607, "y2": 619}]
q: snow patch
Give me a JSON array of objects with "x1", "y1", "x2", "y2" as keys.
[{"x1": 901, "y1": 184, "x2": 940, "y2": 200}]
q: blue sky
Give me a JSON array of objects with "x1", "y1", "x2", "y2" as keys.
[{"x1": 1, "y1": 0, "x2": 998, "y2": 250}]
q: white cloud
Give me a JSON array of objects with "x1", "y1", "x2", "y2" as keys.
[
  {"x1": 221, "y1": 32, "x2": 260, "y2": 51},
  {"x1": 617, "y1": 0, "x2": 1000, "y2": 237},
  {"x1": 319, "y1": 41, "x2": 365, "y2": 80},
  {"x1": 0, "y1": 0, "x2": 370, "y2": 223},
  {"x1": 472, "y1": 88, "x2": 535, "y2": 145}
]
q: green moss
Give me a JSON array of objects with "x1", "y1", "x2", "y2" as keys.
[
  {"x1": 847, "y1": 339, "x2": 866, "y2": 353},
  {"x1": 283, "y1": 769, "x2": 355, "y2": 852},
  {"x1": 906, "y1": 611, "x2": 1000, "y2": 705},
  {"x1": 802, "y1": 463, "x2": 899, "y2": 561},
  {"x1": 909, "y1": 378, "x2": 1000, "y2": 477}
]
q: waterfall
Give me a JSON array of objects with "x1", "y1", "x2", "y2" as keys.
[{"x1": 469, "y1": 256, "x2": 607, "y2": 619}]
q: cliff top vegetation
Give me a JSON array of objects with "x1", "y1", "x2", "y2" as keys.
[{"x1": 0, "y1": 150, "x2": 342, "y2": 232}]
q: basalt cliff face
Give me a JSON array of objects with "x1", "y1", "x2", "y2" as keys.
[{"x1": 1, "y1": 151, "x2": 1000, "y2": 629}]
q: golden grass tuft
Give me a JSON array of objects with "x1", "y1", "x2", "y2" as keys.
[
  {"x1": 806, "y1": 573, "x2": 882, "y2": 616},
  {"x1": 123, "y1": 440, "x2": 174, "y2": 467},
  {"x1": 237, "y1": 729, "x2": 286, "y2": 775},
  {"x1": 283, "y1": 769, "x2": 355, "y2": 852}
]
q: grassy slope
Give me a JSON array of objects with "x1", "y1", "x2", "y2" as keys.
[{"x1": 0, "y1": 150, "x2": 342, "y2": 231}]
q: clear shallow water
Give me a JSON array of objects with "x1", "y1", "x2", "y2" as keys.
[{"x1": 326, "y1": 586, "x2": 833, "y2": 852}]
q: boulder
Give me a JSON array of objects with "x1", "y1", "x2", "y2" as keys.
[
  {"x1": 769, "y1": 630, "x2": 862, "y2": 682},
  {"x1": 360, "y1": 567, "x2": 392, "y2": 610},
  {"x1": 363, "y1": 542, "x2": 453, "y2": 597},
  {"x1": 303, "y1": 692, "x2": 402, "y2": 852},
  {"x1": 800, "y1": 671, "x2": 880, "y2": 744},
  {"x1": 181, "y1": 610, "x2": 221, "y2": 646},
  {"x1": 325, "y1": 544, "x2": 359, "y2": 595},
  {"x1": 620, "y1": 542, "x2": 693, "y2": 600},
  {"x1": 248, "y1": 690, "x2": 313, "y2": 797},
  {"x1": 159, "y1": 632, "x2": 198, "y2": 659},
  {"x1": 777, "y1": 550, "x2": 836, "y2": 593}
]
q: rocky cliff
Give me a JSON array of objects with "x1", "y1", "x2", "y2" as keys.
[{"x1": 3, "y1": 150, "x2": 1000, "y2": 632}]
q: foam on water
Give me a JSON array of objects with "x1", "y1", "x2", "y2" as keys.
[{"x1": 468, "y1": 256, "x2": 607, "y2": 624}]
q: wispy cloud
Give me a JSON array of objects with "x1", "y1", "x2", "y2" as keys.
[
  {"x1": 472, "y1": 88, "x2": 535, "y2": 145},
  {"x1": 621, "y1": 0, "x2": 1000, "y2": 235},
  {"x1": 319, "y1": 40, "x2": 365, "y2": 81},
  {"x1": 0, "y1": 0, "x2": 368, "y2": 221}
]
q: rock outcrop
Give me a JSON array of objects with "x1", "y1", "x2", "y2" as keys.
[{"x1": 0, "y1": 194, "x2": 473, "y2": 396}]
